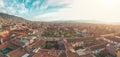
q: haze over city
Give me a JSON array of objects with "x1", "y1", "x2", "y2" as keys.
[
  {"x1": 0, "y1": 0, "x2": 120, "y2": 23},
  {"x1": 0, "y1": 0, "x2": 120, "y2": 57}
]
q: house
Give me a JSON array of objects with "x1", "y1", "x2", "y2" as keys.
[
  {"x1": 106, "y1": 44, "x2": 117, "y2": 57},
  {"x1": 87, "y1": 43, "x2": 107, "y2": 54},
  {"x1": 117, "y1": 49, "x2": 120, "y2": 57}
]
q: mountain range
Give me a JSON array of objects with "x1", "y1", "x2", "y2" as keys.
[
  {"x1": 0, "y1": 13, "x2": 120, "y2": 25},
  {"x1": 0, "y1": 13, "x2": 28, "y2": 22}
]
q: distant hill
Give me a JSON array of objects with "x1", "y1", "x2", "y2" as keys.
[
  {"x1": 49, "y1": 20, "x2": 104, "y2": 24},
  {"x1": 49, "y1": 19, "x2": 120, "y2": 25},
  {"x1": 0, "y1": 13, "x2": 29, "y2": 22},
  {"x1": 0, "y1": 13, "x2": 120, "y2": 25}
]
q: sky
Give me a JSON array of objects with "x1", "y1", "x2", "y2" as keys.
[{"x1": 0, "y1": 0, "x2": 120, "y2": 22}]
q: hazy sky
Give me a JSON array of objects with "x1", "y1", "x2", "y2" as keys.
[{"x1": 0, "y1": 0, "x2": 120, "y2": 22}]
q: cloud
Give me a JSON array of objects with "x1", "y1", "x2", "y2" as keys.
[
  {"x1": 33, "y1": 0, "x2": 120, "y2": 22},
  {"x1": 0, "y1": 0, "x2": 4, "y2": 7},
  {"x1": 33, "y1": 0, "x2": 73, "y2": 20},
  {"x1": 0, "y1": 8, "x2": 7, "y2": 13},
  {"x1": 26, "y1": 0, "x2": 30, "y2": 3},
  {"x1": 32, "y1": 0, "x2": 40, "y2": 6},
  {"x1": 32, "y1": 0, "x2": 41, "y2": 10},
  {"x1": 33, "y1": 0, "x2": 79, "y2": 21},
  {"x1": 39, "y1": 0, "x2": 72, "y2": 10},
  {"x1": 0, "y1": 0, "x2": 73, "y2": 20},
  {"x1": 20, "y1": 9, "x2": 28, "y2": 14},
  {"x1": 45, "y1": 0, "x2": 72, "y2": 6},
  {"x1": 18, "y1": 3, "x2": 28, "y2": 14},
  {"x1": 8, "y1": 7, "x2": 16, "y2": 14}
]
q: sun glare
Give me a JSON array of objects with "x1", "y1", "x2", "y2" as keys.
[
  {"x1": 99, "y1": 0, "x2": 119, "y2": 6},
  {"x1": 99, "y1": 19, "x2": 120, "y2": 23},
  {"x1": 103, "y1": 0, "x2": 115, "y2": 5}
]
